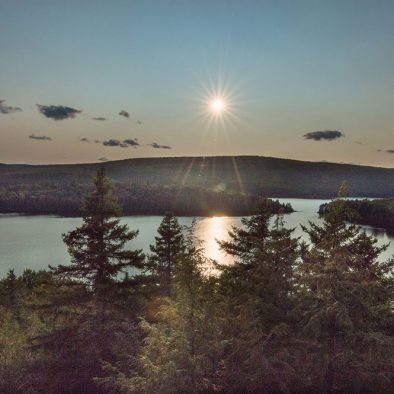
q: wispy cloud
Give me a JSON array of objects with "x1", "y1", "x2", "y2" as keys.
[
  {"x1": 386, "y1": 150, "x2": 394, "y2": 154},
  {"x1": 98, "y1": 157, "x2": 109, "y2": 162},
  {"x1": 149, "y1": 142, "x2": 172, "y2": 149},
  {"x1": 0, "y1": 100, "x2": 22, "y2": 114},
  {"x1": 80, "y1": 137, "x2": 90, "y2": 142},
  {"x1": 37, "y1": 104, "x2": 82, "y2": 120},
  {"x1": 29, "y1": 134, "x2": 51, "y2": 141},
  {"x1": 303, "y1": 130, "x2": 344, "y2": 141},
  {"x1": 92, "y1": 117, "x2": 107, "y2": 121},
  {"x1": 119, "y1": 110, "x2": 130, "y2": 119}
]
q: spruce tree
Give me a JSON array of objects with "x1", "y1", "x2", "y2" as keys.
[
  {"x1": 58, "y1": 167, "x2": 144, "y2": 289},
  {"x1": 218, "y1": 198, "x2": 272, "y2": 262},
  {"x1": 216, "y1": 199, "x2": 300, "y2": 392},
  {"x1": 38, "y1": 168, "x2": 145, "y2": 393},
  {"x1": 52, "y1": 167, "x2": 144, "y2": 336},
  {"x1": 2, "y1": 269, "x2": 21, "y2": 321},
  {"x1": 298, "y1": 196, "x2": 394, "y2": 392},
  {"x1": 148, "y1": 212, "x2": 186, "y2": 295},
  {"x1": 99, "y1": 225, "x2": 219, "y2": 394}
]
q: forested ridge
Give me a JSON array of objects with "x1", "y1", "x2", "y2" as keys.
[
  {"x1": 0, "y1": 170, "x2": 393, "y2": 393},
  {"x1": 1, "y1": 155, "x2": 394, "y2": 216},
  {"x1": 0, "y1": 181, "x2": 292, "y2": 217}
]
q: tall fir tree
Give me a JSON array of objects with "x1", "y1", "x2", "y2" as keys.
[
  {"x1": 148, "y1": 212, "x2": 186, "y2": 295},
  {"x1": 216, "y1": 199, "x2": 300, "y2": 392},
  {"x1": 36, "y1": 168, "x2": 145, "y2": 393},
  {"x1": 298, "y1": 195, "x2": 394, "y2": 392},
  {"x1": 98, "y1": 224, "x2": 220, "y2": 394}
]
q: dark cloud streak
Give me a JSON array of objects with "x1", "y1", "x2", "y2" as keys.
[
  {"x1": 37, "y1": 104, "x2": 82, "y2": 120},
  {"x1": 29, "y1": 134, "x2": 51, "y2": 141},
  {"x1": 303, "y1": 130, "x2": 344, "y2": 141},
  {"x1": 124, "y1": 139, "x2": 139, "y2": 146},
  {"x1": 150, "y1": 142, "x2": 172, "y2": 149},
  {"x1": 103, "y1": 139, "x2": 122, "y2": 147}
]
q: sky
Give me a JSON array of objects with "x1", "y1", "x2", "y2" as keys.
[{"x1": 1, "y1": 0, "x2": 394, "y2": 167}]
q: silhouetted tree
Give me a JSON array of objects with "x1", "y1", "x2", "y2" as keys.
[
  {"x1": 216, "y1": 199, "x2": 300, "y2": 392},
  {"x1": 298, "y1": 196, "x2": 394, "y2": 392},
  {"x1": 36, "y1": 168, "x2": 145, "y2": 393},
  {"x1": 148, "y1": 212, "x2": 186, "y2": 295}
]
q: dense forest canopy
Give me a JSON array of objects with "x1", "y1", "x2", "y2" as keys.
[
  {"x1": 320, "y1": 197, "x2": 394, "y2": 235},
  {"x1": 1, "y1": 155, "x2": 394, "y2": 216},
  {"x1": 0, "y1": 170, "x2": 393, "y2": 393}
]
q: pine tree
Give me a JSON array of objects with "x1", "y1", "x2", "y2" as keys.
[
  {"x1": 218, "y1": 198, "x2": 272, "y2": 262},
  {"x1": 99, "y1": 227, "x2": 219, "y2": 394},
  {"x1": 216, "y1": 199, "x2": 300, "y2": 392},
  {"x1": 37, "y1": 168, "x2": 145, "y2": 393},
  {"x1": 148, "y1": 212, "x2": 186, "y2": 295},
  {"x1": 52, "y1": 167, "x2": 145, "y2": 338},
  {"x1": 2, "y1": 269, "x2": 21, "y2": 321},
  {"x1": 298, "y1": 195, "x2": 394, "y2": 392},
  {"x1": 58, "y1": 167, "x2": 144, "y2": 290}
]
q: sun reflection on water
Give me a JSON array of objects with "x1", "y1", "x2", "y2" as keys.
[{"x1": 194, "y1": 216, "x2": 240, "y2": 272}]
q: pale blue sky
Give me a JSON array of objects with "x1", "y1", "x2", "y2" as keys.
[{"x1": 1, "y1": 0, "x2": 393, "y2": 166}]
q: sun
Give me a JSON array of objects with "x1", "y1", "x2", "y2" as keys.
[{"x1": 211, "y1": 98, "x2": 225, "y2": 113}]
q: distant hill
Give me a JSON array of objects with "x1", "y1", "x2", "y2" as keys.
[{"x1": 0, "y1": 156, "x2": 394, "y2": 216}]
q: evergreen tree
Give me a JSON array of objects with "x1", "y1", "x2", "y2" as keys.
[
  {"x1": 98, "y1": 224, "x2": 222, "y2": 393},
  {"x1": 36, "y1": 168, "x2": 145, "y2": 393},
  {"x1": 2, "y1": 269, "x2": 21, "y2": 321},
  {"x1": 218, "y1": 198, "x2": 272, "y2": 262},
  {"x1": 148, "y1": 212, "x2": 186, "y2": 295},
  {"x1": 58, "y1": 167, "x2": 144, "y2": 290},
  {"x1": 298, "y1": 196, "x2": 394, "y2": 392},
  {"x1": 216, "y1": 199, "x2": 300, "y2": 392}
]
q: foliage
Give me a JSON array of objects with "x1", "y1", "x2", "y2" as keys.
[
  {"x1": 1, "y1": 184, "x2": 393, "y2": 393},
  {"x1": 320, "y1": 197, "x2": 394, "y2": 235},
  {"x1": 299, "y1": 198, "x2": 394, "y2": 391},
  {"x1": 147, "y1": 212, "x2": 187, "y2": 296},
  {"x1": 33, "y1": 168, "x2": 145, "y2": 393},
  {"x1": 3, "y1": 155, "x2": 394, "y2": 217}
]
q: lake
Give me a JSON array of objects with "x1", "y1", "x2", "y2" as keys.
[{"x1": 0, "y1": 198, "x2": 393, "y2": 277}]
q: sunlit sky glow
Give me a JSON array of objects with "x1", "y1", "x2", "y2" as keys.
[{"x1": 1, "y1": 0, "x2": 394, "y2": 167}]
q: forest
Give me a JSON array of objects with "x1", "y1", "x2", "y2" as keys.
[
  {"x1": 0, "y1": 180, "x2": 293, "y2": 217},
  {"x1": 0, "y1": 169, "x2": 393, "y2": 393},
  {"x1": 2, "y1": 155, "x2": 394, "y2": 216},
  {"x1": 320, "y1": 197, "x2": 394, "y2": 235}
]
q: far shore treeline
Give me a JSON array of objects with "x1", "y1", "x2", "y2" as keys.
[
  {"x1": 0, "y1": 168, "x2": 393, "y2": 393},
  {"x1": 2, "y1": 155, "x2": 394, "y2": 217},
  {"x1": 320, "y1": 198, "x2": 394, "y2": 235}
]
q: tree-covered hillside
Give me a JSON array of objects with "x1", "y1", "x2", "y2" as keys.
[{"x1": 1, "y1": 156, "x2": 394, "y2": 215}]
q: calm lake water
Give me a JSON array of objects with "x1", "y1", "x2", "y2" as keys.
[{"x1": 1, "y1": 198, "x2": 393, "y2": 277}]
